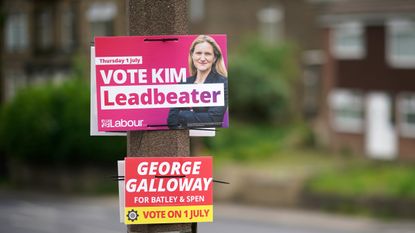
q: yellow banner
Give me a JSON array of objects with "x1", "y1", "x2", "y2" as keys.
[{"x1": 125, "y1": 205, "x2": 213, "y2": 224}]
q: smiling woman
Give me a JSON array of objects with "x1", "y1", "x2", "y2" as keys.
[{"x1": 167, "y1": 35, "x2": 228, "y2": 129}]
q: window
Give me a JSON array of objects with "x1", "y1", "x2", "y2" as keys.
[
  {"x1": 38, "y1": 9, "x2": 54, "y2": 50},
  {"x1": 257, "y1": 6, "x2": 284, "y2": 44},
  {"x1": 5, "y1": 13, "x2": 29, "y2": 52},
  {"x1": 398, "y1": 93, "x2": 415, "y2": 137},
  {"x1": 387, "y1": 19, "x2": 415, "y2": 68},
  {"x1": 61, "y1": 7, "x2": 75, "y2": 51},
  {"x1": 331, "y1": 22, "x2": 365, "y2": 59},
  {"x1": 329, "y1": 89, "x2": 364, "y2": 133},
  {"x1": 190, "y1": 0, "x2": 205, "y2": 23},
  {"x1": 87, "y1": 2, "x2": 117, "y2": 39}
]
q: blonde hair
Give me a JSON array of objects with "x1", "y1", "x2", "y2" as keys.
[{"x1": 188, "y1": 35, "x2": 228, "y2": 77}]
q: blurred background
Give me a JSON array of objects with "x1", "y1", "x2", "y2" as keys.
[{"x1": 1, "y1": 0, "x2": 415, "y2": 232}]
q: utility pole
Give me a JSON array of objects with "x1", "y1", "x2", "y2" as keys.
[{"x1": 126, "y1": 1, "x2": 192, "y2": 232}]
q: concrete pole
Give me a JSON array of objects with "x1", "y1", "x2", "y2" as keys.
[{"x1": 126, "y1": 0, "x2": 192, "y2": 232}]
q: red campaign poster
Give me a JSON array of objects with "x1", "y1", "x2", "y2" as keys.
[
  {"x1": 94, "y1": 34, "x2": 228, "y2": 132},
  {"x1": 124, "y1": 157, "x2": 213, "y2": 224}
]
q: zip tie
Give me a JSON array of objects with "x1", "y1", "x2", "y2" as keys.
[
  {"x1": 155, "y1": 175, "x2": 186, "y2": 179},
  {"x1": 112, "y1": 175, "x2": 230, "y2": 184},
  {"x1": 213, "y1": 179, "x2": 230, "y2": 185},
  {"x1": 144, "y1": 38, "x2": 179, "y2": 42}
]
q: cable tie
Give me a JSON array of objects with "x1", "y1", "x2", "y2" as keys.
[
  {"x1": 144, "y1": 38, "x2": 179, "y2": 42},
  {"x1": 155, "y1": 175, "x2": 186, "y2": 179}
]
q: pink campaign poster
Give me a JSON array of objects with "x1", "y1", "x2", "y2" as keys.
[
  {"x1": 94, "y1": 35, "x2": 228, "y2": 132},
  {"x1": 124, "y1": 156, "x2": 213, "y2": 224}
]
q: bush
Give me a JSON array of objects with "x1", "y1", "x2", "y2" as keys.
[
  {"x1": 228, "y1": 39, "x2": 300, "y2": 124},
  {"x1": 0, "y1": 78, "x2": 125, "y2": 166},
  {"x1": 307, "y1": 162, "x2": 415, "y2": 199}
]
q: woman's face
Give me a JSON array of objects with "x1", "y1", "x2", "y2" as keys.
[{"x1": 192, "y1": 42, "x2": 215, "y2": 74}]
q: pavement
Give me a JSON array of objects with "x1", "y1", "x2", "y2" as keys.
[{"x1": 1, "y1": 189, "x2": 415, "y2": 233}]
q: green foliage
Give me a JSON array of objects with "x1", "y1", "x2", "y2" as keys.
[
  {"x1": 0, "y1": 79, "x2": 125, "y2": 166},
  {"x1": 229, "y1": 39, "x2": 300, "y2": 124},
  {"x1": 307, "y1": 162, "x2": 415, "y2": 199}
]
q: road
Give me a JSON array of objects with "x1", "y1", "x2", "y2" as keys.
[{"x1": 0, "y1": 190, "x2": 414, "y2": 233}]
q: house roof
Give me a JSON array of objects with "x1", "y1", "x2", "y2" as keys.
[
  {"x1": 320, "y1": 0, "x2": 415, "y2": 25},
  {"x1": 325, "y1": 0, "x2": 415, "y2": 15}
]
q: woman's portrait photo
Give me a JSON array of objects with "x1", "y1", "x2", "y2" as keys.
[{"x1": 167, "y1": 35, "x2": 228, "y2": 129}]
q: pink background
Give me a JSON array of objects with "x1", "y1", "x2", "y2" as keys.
[{"x1": 95, "y1": 34, "x2": 228, "y2": 132}]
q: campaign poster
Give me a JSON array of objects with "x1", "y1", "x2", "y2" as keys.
[
  {"x1": 124, "y1": 157, "x2": 213, "y2": 224},
  {"x1": 94, "y1": 35, "x2": 228, "y2": 132}
]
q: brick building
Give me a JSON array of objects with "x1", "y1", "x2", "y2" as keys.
[
  {"x1": 189, "y1": 0, "x2": 321, "y2": 49},
  {"x1": 2, "y1": 0, "x2": 323, "y2": 108},
  {"x1": 318, "y1": 0, "x2": 415, "y2": 160},
  {"x1": 1, "y1": 0, "x2": 127, "y2": 101}
]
